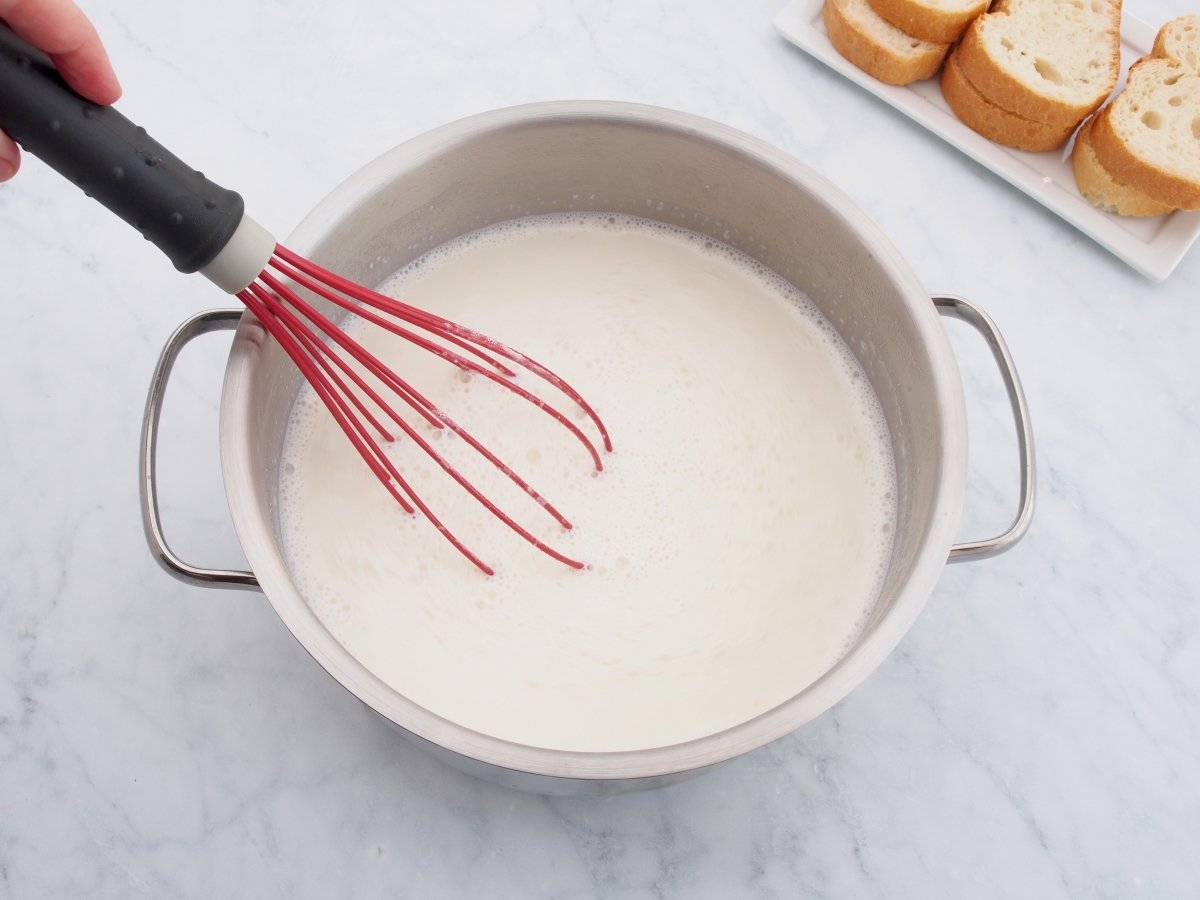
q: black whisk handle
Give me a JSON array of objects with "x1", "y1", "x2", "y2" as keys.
[{"x1": 0, "y1": 22, "x2": 244, "y2": 274}]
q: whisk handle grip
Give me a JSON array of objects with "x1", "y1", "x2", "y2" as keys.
[{"x1": 0, "y1": 23, "x2": 244, "y2": 274}]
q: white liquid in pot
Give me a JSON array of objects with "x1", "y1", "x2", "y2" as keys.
[{"x1": 278, "y1": 214, "x2": 897, "y2": 752}]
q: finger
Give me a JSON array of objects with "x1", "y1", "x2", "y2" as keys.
[
  {"x1": 0, "y1": 128, "x2": 19, "y2": 181},
  {"x1": 0, "y1": 0, "x2": 121, "y2": 104}
]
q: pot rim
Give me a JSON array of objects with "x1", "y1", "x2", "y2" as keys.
[{"x1": 219, "y1": 100, "x2": 967, "y2": 782}]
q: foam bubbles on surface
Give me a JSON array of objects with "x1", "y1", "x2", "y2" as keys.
[{"x1": 278, "y1": 213, "x2": 897, "y2": 753}]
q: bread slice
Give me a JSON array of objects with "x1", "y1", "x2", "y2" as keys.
[
  {"x1": 1071, "y1": 117, "x2": 1174, "y2": 215},
  {"x1": 1151, "y1": 14, "x2": 1200, "y2": 71},
  {"x1": 866, "y1": 0, "x2": 988, "y2": 44},
  {"x1": 1088, "y1": 58, "x2": 1200, "y2": 209},
  {"x1": 941, "y1": 53, "x2": 1077, "y2": 150},
  {"x1": 823, "y1": 0, "x2": 950, "y2": 86},
  {"x1": 954, "y1": 0, "x2": 1122, "y2": 127}
]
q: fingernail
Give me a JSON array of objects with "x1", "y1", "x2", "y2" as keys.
[{"x1": 0, "y1": 159, "x2": 15, "y2": 182}]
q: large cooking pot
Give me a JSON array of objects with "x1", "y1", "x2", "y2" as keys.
[{"x1": 139, "y1": 101, "x2": 1034, "y2": 794}]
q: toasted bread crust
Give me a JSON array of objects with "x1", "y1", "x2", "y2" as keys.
[
  {"x1": 1089, "y1": 59, "x2": 1200, "y2": 209},
  {"x1": 823, "y1": 0, "x2": 949, "y2": 85},
  {"x1": 953, "y1": 0, "x2": 1121, "y2": 128},
  {"x1": 941, "y1": 53, "x2": 1077, "y2": 150},
  {"x1": 865, "y1": 0, "x2": 988, "y2": 44},
  {"x1": 1071, "y1": 117, "x2": 1174, "y2": 215}
]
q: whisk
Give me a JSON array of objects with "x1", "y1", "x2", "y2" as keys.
[{"x1": 0, "y1": 24, "x2": 611, "y2": 575}]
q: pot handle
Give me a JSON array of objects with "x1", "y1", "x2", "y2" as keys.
[
  {"x1": 140, "y1": 309, "x2": 260, "y2": 591},
  {"x1": 934, "y1": 295, "x2": 1035, "y2": 563}
]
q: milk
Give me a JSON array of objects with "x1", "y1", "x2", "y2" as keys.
[{"x1": 278, "y1": 214, "x2": 896, "y2": 752}]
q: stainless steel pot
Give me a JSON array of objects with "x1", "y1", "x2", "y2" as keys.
[{"x1": 140, "y1": 101, "x2": 1034, "y2": 794}]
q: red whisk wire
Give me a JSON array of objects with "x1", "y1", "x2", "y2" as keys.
[
  {"x1": 239, "y1": 285, "x2": 416, "y2": 516},
  {"x1": 258, "y1": 270, "x2": 445, "y2": 431},
  {"x1": 256, "y1": 270, "x2": 576, "y2": 532},
  {"x1": 272, "y1": 246, "x2": 613, "y2": 455},
  {"x1": 270, "y1": 249, "x2": 517, "y2": 375},
  {"x1": 266, "y1": 257, "x2": 605, "y2": 472},
  {"x1": 240, "y1": 245, "x2": 607, "y2": 574},
  {"x1": 242, "y1": 282, "x2": 497, "y2": 573},
  {"x1": 286, "y1": 313, "x2": 396, "y2": 442}
]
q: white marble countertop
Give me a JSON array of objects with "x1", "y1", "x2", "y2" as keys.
[{"x1": 2, "y1": 0, "x2": 1198, "y2": 896}]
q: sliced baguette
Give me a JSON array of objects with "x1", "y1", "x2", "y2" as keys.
[
  {"x1": 1151, "y1": 14, "x2": 1200, "y2": 71},
  {"x1": 823, "y1": 0, "x2": 950, "y2": 86},
  {"x1": 941, "y1": 53, "x2": 1077, "y2": 150},
  {"x1": 866, "y1": 0, "x2": 988, "y2": 44},
  {"x1": 1089, "y1": 50, "x2": 1200, "y2": 208},
  {"x1": 954, "y1": 0, "x2": 1122, "y2": 127},
  {"x1": 1071, "y1": 117, "x2": 1174, "y2": 215}
]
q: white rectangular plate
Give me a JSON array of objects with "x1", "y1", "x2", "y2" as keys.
[{"x1": 774, "y1": 0, "x2": 1200, "y2": 281}]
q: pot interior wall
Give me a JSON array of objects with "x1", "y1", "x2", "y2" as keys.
[{"x1": 239, "y1": 112, "x2": 946, "y2": 663}]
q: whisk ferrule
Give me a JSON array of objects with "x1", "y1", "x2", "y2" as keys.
[{"x1": 200, "y1": 214, "x2": 276, "y2": 294}]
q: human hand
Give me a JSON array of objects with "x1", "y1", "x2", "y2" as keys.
[{"x1": 0, "y1": 0, "x2": 121, "y2": 181}]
